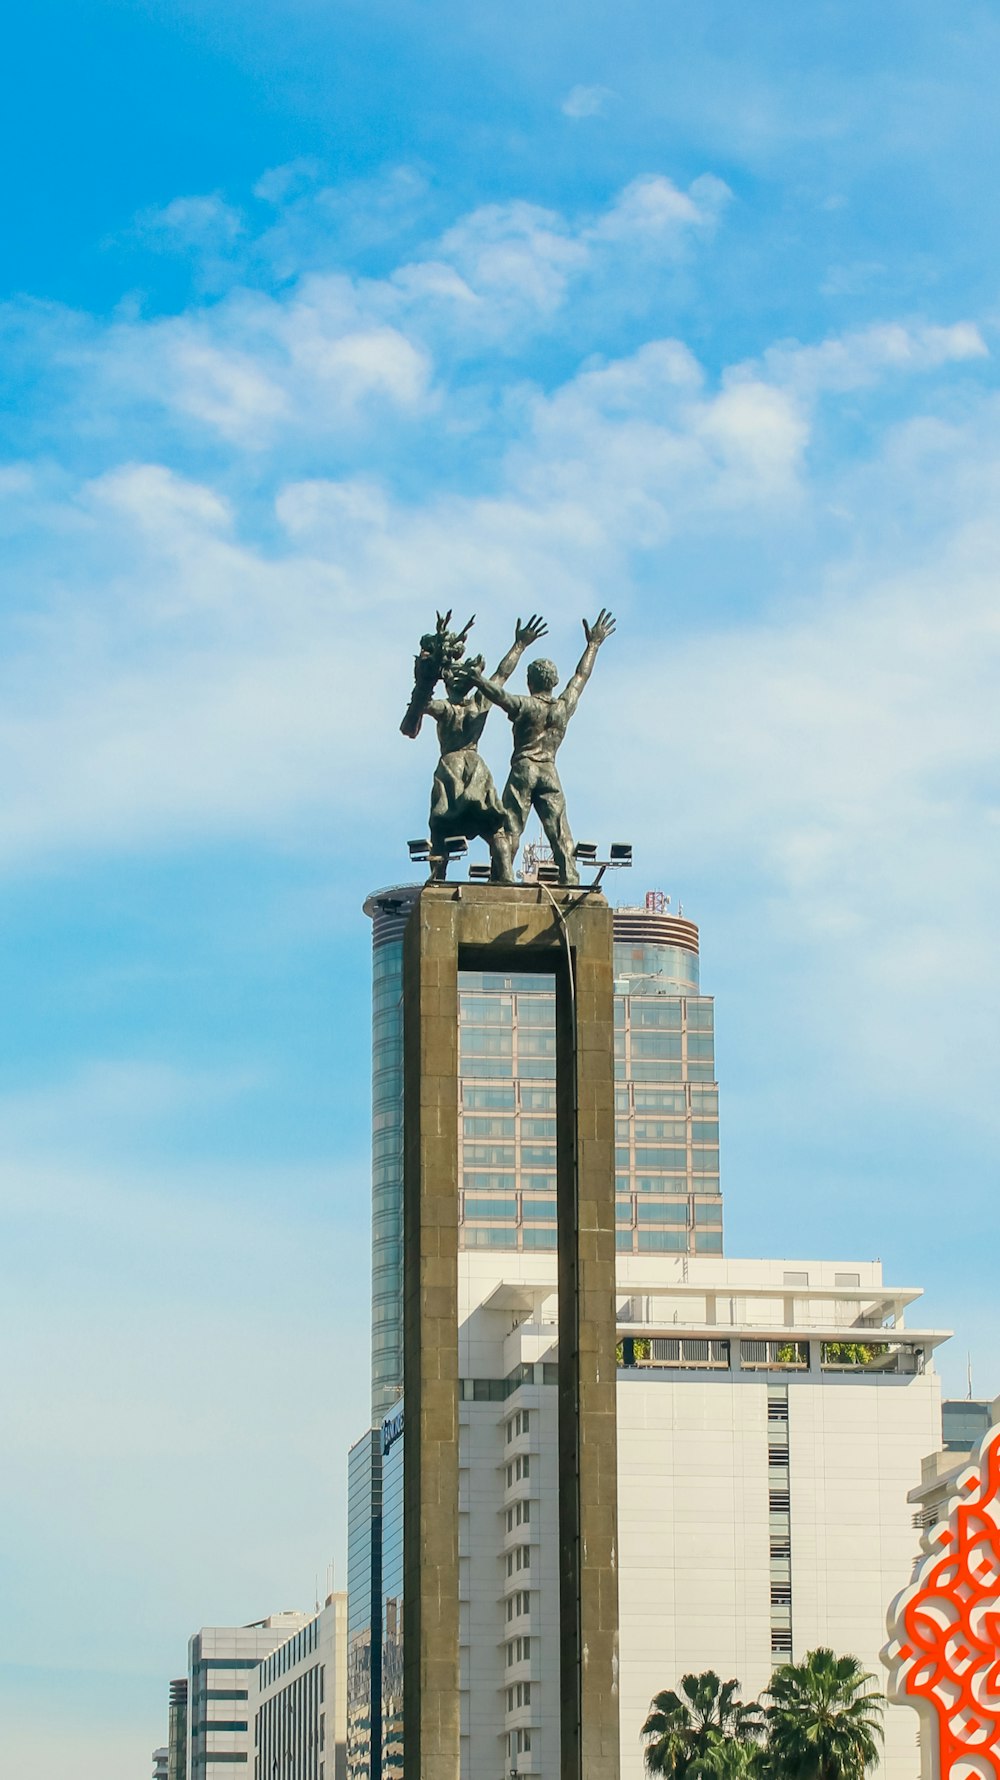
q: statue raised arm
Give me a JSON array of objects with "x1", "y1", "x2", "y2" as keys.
[{"x1": 469, "y1": 610, "x2": 615, "y2": 885}]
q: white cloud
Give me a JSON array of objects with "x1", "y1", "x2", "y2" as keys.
[
  {"x1": 132, "y1": 192, "x2": 244, "y2": 252},
  {"x1": 588, "y1": 172, "x2": 731, "y2": 243},
  {"x1": 253, "y1": 157, "x2": 323, "y2": 205},
  {"x1": 561, "y1": 83, "x2": 615, "y2": 119},
  {"x1": 759, "y1": 318, "x2": 989, "y2": 396}
]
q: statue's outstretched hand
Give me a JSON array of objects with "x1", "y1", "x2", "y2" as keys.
[
  {"x1": 516, "y1": 613, "x2": 548, "y2": 647},
  {"x1": 583, "y1": 608, "x2": 616, "y2": 646}
]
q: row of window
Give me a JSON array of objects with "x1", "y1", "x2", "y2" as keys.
[
  {"x1": 506, "y1": 1681, "x2": 532, "y2": 1711},
  {"x1": 505, "y1": 1546, "x2": 531, "y2": 1577},
  {"x1": 615, "y1": 1118, "x2": 718, "y2": 1141},
  {"x1": 769, "y1": 1387, "x2": 793, "y2": 1658},
  {"x1": 506, "y1": 1590, "x2": 531, "y2": 1622},
  {"x1": 505, "y1": 1409, "x2": 531, "y2": 1443},
  {"x1": 617, "y1": 1201, "x2": 722, "y2": 1226},
  {"x1": 506, "y1": 1636, "x2": 532, "y2": 1666},
  {"x1": 505, "y1": 1454, "x2": 531, "y2": 1487},
  {"x1": 505, "y1": 1500, "x2": 531, "y2": 1531},
  {"x1": 616, "y1": 1230, "x2": 722, "y2": 1253},
  {"x1": 462, "y1": 1085, "x2": 555, "y2": 1110}
]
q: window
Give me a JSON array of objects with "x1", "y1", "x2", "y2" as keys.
[
  {"x1": 460, "y1": 1030, "x2": 513, "y2": 1057},
  {"x1": 636, "y1": 1201, "x2": 687, "y2": 1223},
  {"x1": 463, "y1": 1196, "x2": 517, "y2": 1221},
  {"x1": 834, "y1": 1271, "x2": 861, "y2": 1288},
  {"x1": 783, "y1": 1271, "x2": 809, "y2": 1287},
  {"x1": 634, "y1": 1119, "x2": 687, "y2": 1141},
  {"x1": 631, "y1": 1002, "x2": 681, "y2": 1028},
  {"x1": 685, "y1": 1001, "x2": 714, "y2": 1030},
  {"x1": 463, "y1": 1085, "x2": 516, "y2": 1110},
  {"x1": 522, "y1": 1228, "x2": 557, "y2": 1249},
  {"x1": 463, "y1": 1115, "x2": 515, "y2": 1138},
  {"x1": 634, "y1": 1088, "x2": 686, "y2": 1113}
]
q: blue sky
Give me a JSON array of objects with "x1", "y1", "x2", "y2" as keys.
[{"x1": 2, "y1": 2, "x2": 999, "y2": 1773}]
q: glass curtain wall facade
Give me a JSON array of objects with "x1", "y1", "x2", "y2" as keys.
[
  {"x1": 167, "y1": 1679, "x2": 187, "y2": 1780},
  {"x1": 364, "y1": 889, "x2": 724, "y2": 1417},
  {"x1": 347, "y1": 1431, "x2": 382, "y2": 1780},
  {"x1": 380, "y1": 1413, "x2": 404, "y2": 1780}
]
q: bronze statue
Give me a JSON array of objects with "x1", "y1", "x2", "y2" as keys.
[
  {"x1": 402, "y1": 613, "x2": 549, "y2": 880},
  {"x1": 469, "y1": 609, "x2": 616, "y2": 885}
]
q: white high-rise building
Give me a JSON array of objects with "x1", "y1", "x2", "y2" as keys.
[{"x1": 441, "y1": 1249, "x2": 943, "y2": 1780}]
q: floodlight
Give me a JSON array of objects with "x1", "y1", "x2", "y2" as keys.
[
  {"x1": 468, "y1": 863, "x2": 492, "y2": 882},
  {"x1": 408, "y1": 838, "x2": 430, "y2": 860},
  {"x1": 574, "y1": 842, "x2": 598, "y2": 861},
  {"x1": 444, "y1": 836, "x2": 468, "y2": 857},
  {"x1": 609, "y1": 843, "x2": 632, "y2": 864}
]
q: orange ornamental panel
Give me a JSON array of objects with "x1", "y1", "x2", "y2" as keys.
[{"x1": 885, "y1": 1425, "x2": 1000, "y2": 1780}]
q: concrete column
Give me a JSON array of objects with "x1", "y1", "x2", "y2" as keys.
[{"x1": 402, "y1": 882, "x2": 621, "y2": 1780}]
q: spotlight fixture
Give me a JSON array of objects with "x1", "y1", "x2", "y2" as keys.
[{"x1": 408, "y1": 838, "x2": 430, "y2": 861}]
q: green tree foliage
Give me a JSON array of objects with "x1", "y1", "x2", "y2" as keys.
[
  {"x1": 641, "y1": 1672, "x2": 763, "y2": 1777},
  {"x1": 820, "y1": 1342, "x2": 883, "y2": 1366},
  {"x1": 763, "y1": 1648, "x2": 884, "y2": 1780}
]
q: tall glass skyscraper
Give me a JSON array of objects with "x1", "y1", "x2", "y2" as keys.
[{"x1": 363, "y1": 885, "x2": 722, "y2": 1422}]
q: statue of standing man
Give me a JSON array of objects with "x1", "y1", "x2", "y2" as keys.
[
  {"x1": 469, "y1": 609, "x2": 615, "y2": 885},
  {"x1": 401, "y1": 612, "x2": 549, "y2": 880}
]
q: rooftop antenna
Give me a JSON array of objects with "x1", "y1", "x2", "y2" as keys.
[{"x1": 968, "y1": 1351, "x2": 974, "y2": 1401}]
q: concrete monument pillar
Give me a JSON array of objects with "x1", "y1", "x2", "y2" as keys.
[{"x1": 402, "y1": 880, "x2": 621, "y2": 1780}]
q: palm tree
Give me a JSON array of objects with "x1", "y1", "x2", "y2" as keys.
[
  {"x1": 688, "y1": 1739, "x2": 768, "y2": 1780},
  {"x1": 642, "y1": 1672, "x2": 764, "y2": 1777},
  {"x1": 764, "y1": 1648, "x2": 884, "y2": 1780}
]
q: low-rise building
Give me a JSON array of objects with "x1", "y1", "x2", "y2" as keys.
[{"x1": 250, "y1": 1595, "x2": 347, "y2": 1780}]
